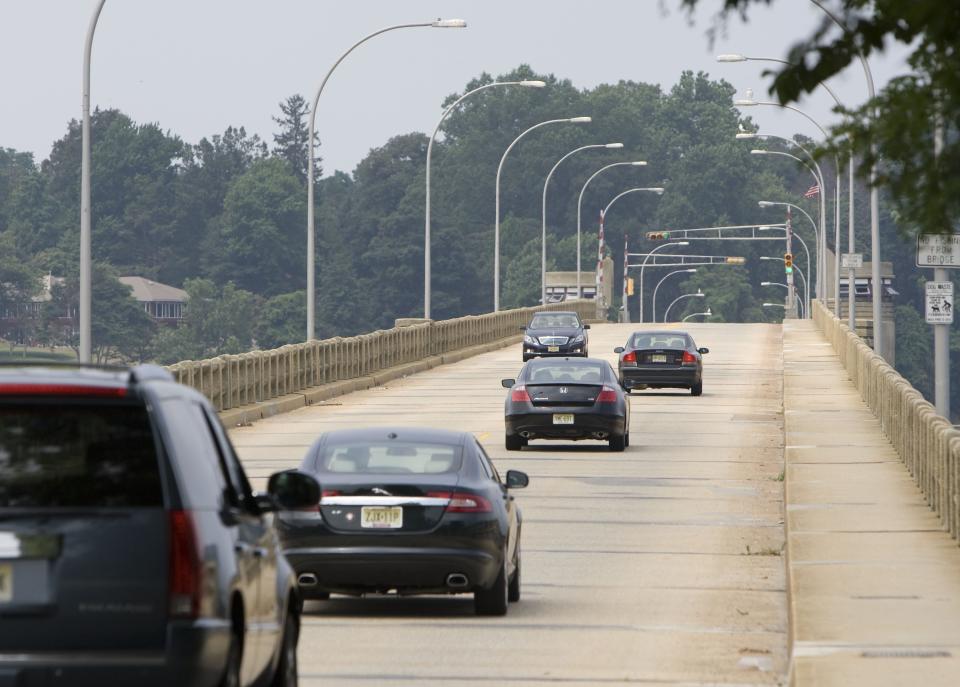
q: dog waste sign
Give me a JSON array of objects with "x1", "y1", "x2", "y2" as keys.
[
  {"x1": 917, "y1": 233, "x2": 960, "y2": 268},
  {"x1": 926, "y1": 281, "x2": 954, "y2": 325}
]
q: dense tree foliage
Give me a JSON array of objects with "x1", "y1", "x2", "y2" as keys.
[{"x1": 0, "y1": 65, "x2": 948, "y2": 412}]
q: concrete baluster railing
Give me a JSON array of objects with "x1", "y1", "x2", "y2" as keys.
[{"x1": 812, "y1": 299, "x2": 960, "y2": 541}]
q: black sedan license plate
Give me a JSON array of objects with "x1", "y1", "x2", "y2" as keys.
[
  {"x1": 0, "y1": 562, "x2": 11, "y2": 603},
  {"x1": 553, "y1": 414, "x2": 574, "y2": 425},
  {"x1": 361, "y1": 506, "x2": 403, "y2": 529},
  {"x1": 651, "y1": 354, "x2": 667, "y2": 363}
]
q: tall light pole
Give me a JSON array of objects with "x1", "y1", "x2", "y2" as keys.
[
  {"x1": 494, "y1": 116, "x2": 592, "y2": 311},
  {"x1": 758, "y1": 225, "x2": 812, "y2": 317},
  {"x1": 735, "y1": 97, "x2": 842, "y2": 319},
  {"x1": 664, "y1": 291, "x2": 705, "y2": 322},
  {"x1": 541, "y1": 143, "x2": 624, "y2": 305},
  {"x1": 653, "y1": 269, "x2": 697, "y2": 323},
  {"x1": 425, "y1": 79, "x2": 545, "y2": 318},
  {"x1": 638, "y1": 241, "x2": 690, "y2": 323},
  {"x1": 575, "y1": 161, "x2": 648, "y2": 300},
  {"x1": 80, "y1": 0, "x2": 107, "y2": 363},
  {"x1": 810, "y1": 0, "x2": 882, "y2": 357},
  {"x1": 737, "y1": 131, "x2": 823, "y2": 299},
  {"x1": 759, "y1": 200, "x2": 820, "y2": 304},
  {"x1": 750, "y1": 148, "x2": 827, "y2": 305},
  {"x1": 721, "y1": 52, "x2": 856, "y2": 326},
  {"x1": 305, "y1": 19, "x2": 467, "y2": 339}
]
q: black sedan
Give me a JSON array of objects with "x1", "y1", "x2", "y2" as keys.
[
  {"x1": 615, "y1": 330, "x2": 709, "y2": 396},
  {"x1": 502, "y1": 357, "x2": 630, "y2": 452},
  {"x1": 276, "y1": 427, "x2": 528, "y2": 616},
  {"x1": 521, "y1": 311, "x2": 590, "y2": 361}
]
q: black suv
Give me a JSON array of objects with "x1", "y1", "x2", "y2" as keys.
[
  {"x1": 0, "y1": 364, "x2": 319, "y2": 687},
  {"x1": 521, "y1": 311, "x2": 590, "y2": 361}
]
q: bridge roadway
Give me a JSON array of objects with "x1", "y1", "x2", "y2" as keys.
[{"x1": 231, "y1": 322, "x2": 789, "y2": 685}]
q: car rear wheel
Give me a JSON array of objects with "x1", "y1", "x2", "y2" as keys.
[
  {"x1": 691, "y1": 382, "x2": 703, "y2": 396},
  {"x1": 505, "y1": 433, "x2": 525, "y2": 451},
  {"x1": 270, "y1": 606, "x2": 299, "y2": 687},
  {"x1": 609, "y1": 434, "x2": 626, "y2": 452},
  {"x1": 475, "y1": 558, "x2": 509, "y2": 616}
]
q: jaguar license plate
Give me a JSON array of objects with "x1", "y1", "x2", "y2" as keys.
[
  {"x1": 548, "y1": 346, "x2": 560, "y2": 352},
  {"x1": 553, "y1": 414, "x2": 575, "y2": 425},
  {"x1": 361, "y1": 506, "x2": 403, "y2": 529},
  {"x1": 651, "y1": 354, "x2": 668, "y2": 363},
  {"x1": 0, "y1": 563, "x2": 11, "y2": 603}
]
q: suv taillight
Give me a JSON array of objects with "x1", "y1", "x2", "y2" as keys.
[
  {"x1": 622, "y1": 351, "x2": 637, "y2": 364},
  {"x1": 168, "y1": 510, "x2": 201, "y2": 618},
  {"x1": 596, "y1": 386, "x2": 619, "y2": 403},
  {"x1": 510, "y1": 385, "x2": 531, "y2": 403},
  {"x1": 681, "y1": 351, "x2": 697, "y2": 365}
]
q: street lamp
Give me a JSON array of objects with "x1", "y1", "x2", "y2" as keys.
[
  {"x1": 79, "y1": 0, "x2": 107, "y2": 362},
  {"x1": 494, "y1": 116, "x2": 592, "y2": 311},
  {"x1": 638, "y1": 241, "x2": 690, "y2": 323},
  {"x1": 683, "y1": 308, "x2": 712, "y2": 323},
  {"x1": 305, "y1": 18, "x2": 467, "y2": 339},
  {"x1": 721, "y1": 52, "x2": 856, "y2": 326},
  {"x1": 575, "y1": 161, "x2": 648, "y2": 300},
  {"x1": 541, "y1": 143, "x2": 624, "y2": 305},
  {"x1": 758, "y1": 225, "x2": 811, "y2": 317},
  {"x1": 760, "y1": 256, "x2": 807, "y2": 319},
  {"x1": 425, "y1": 79, "x2": 546, "y2": 318},
  {"x1": 736, "y1": 97, "x2": 842, "y2": 318},
  {"x1": 664, "y1": 291, "x2": 705, "y2": 322},
  {"x1": 761, "y1": 282, "x2": 805, "y2": 318},
  {"x1": 653, "y1": 269, "x2": 697, "y2": 323}
]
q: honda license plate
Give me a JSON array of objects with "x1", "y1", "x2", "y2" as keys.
[
  {"x1": 553, "y1": 414, "x2": 574, "y2": 425},
  {"x1": 361, "y1": 506, "x2": 403, "y2": 529},
  {"x1": 0, "y1": 563, "x2": 11, "y2": 603},
  {"x1": 548, "y1": 346, "x2": 560, "y2": 352},
  {"x1": 651, "y1": 354, "x2": 667, "y2": 363}
]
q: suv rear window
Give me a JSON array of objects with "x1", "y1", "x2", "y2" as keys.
[{"x1": 0, "y1": 402, "x2": 163, "y2": 508}]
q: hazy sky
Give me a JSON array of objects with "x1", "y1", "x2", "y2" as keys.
[{"x1": 1, "y1": 1, "x2": 910, "y2": 177}]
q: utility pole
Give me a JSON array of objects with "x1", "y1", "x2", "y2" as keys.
[{"x1": 933, "y1": 109, "x2": 950, "y2": 419}]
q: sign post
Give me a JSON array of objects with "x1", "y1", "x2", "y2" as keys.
[{"x1": 917, "y1": 232, "x2": 959, "y2": 420}]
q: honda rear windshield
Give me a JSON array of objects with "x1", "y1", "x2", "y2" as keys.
[
  {"x1": 0, "y1": 403, "x2": 163, "y2": 508},
  {"x1": 527, "y1": 362, "x2": 605, "y2": 384},
  {"x1": 318, "y1": 442, "x2": 463, "y2": 475}
]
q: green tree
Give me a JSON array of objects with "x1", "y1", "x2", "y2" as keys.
[
  {"x1": 152, "y1": 279, "x2": 259, "y2": 363},
  {"x1": 272, "y1": 94, "x2": 318, "y2": 182},
  {"x1": 255, "y1": 291, "x2": 305, "y2": 349}
]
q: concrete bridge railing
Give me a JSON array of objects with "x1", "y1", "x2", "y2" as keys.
[
  {"x1": 167, "y1": 300, "x2": 595, "y2": 414},
  {"x1": 812, "y1": 299, "x2": 960, "y2": 541}
]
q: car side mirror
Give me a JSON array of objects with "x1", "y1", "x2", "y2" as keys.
[
  {"x1": 698, "y1": 347, "x2": 709, "y2": 354},
  {"x1": 583, "y1": 324, "x2": 591, "y2": 330},
  {"x1": 505, "y1": 470, "x2": 529, "y2": 489},
  {"x1": 614, "y1": 346, "x2": 624, "y2": 354},
  {"x1": 501, "y1": 378, "x2": 516, "y2": 389},
  {"x1": 266, "y1": 470, "x2": 320, "y2": 511}
]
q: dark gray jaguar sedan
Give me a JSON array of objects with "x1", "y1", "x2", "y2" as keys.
[
  {"x1": 277, "y1": 428, "x2": 528, "y2": 616},
  {"x1": 615, "y1": 330, "x2": 709, "y2": 396}
]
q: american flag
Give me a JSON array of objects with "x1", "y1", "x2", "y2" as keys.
[{"x1": 803, "y1": 185, "x2": 820, "y2": 198}]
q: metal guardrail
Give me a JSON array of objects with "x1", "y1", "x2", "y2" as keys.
[
  {"x1": 812, "y1": 300, "x2": 960, "y2": 541},
  {"x1": 167, "y1": 301, "x2": 595, "y2": 413}
]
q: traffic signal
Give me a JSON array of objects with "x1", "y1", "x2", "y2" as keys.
[
  {"x1": 645, "y1": 231, "x2": 671, "y2": 240},
  {"x1": 784, "y1": 253, "x2": 794, "y2": 273},
  {"x1": 725, "y1": 257, "x2": 746, "y2": 265},
  {"x1": 626, "y1": 278, "x2": 635, "y2": 296}
]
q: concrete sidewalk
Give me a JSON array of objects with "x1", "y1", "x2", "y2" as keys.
[{"x1": 783, "y1": 320, "x2": 960, "y2": 686}]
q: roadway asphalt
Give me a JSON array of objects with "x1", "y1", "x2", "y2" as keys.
[{"x1": 231, "y1": 322, "x2": 788, "y2": 685}]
